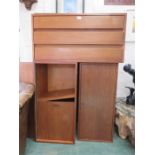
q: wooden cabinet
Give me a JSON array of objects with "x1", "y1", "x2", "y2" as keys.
[
  {"x1": 35, "y1": 64, "x2": 77, "y2": 144},
  {"x1": 32, "y1": 14, "x2": 126, "y2": 143},
  {"x1": 78, "y1": 63, "x2": 118, "y2": 142},
  {"x1": 33, "y1": 14, "x2": 126, "y2": 64}
]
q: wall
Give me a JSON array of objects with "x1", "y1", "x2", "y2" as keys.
[{"x1": 19, "y1": 0, "x2": 135, "y2": 97}]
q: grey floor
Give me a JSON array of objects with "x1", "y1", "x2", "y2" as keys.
[{"x1": 25, "y1": 132, "x2": 134, "y2": 155}]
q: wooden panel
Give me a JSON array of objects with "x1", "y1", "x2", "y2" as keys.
[
  {"x1": 33, "y1": 15, "x2": 125, "y2": 29},
  {"x1": 78, "y1": 63, "x2": 118, "y2": 142},
  {"x1": 19, "y1": 62, "x2": 34, "y2": 84},
  {"x1": 47, "y1": 101, "x2": 75, "y2": 142},
  {"x1": 33, "y1": 30, "x2": 124, "y2": 45},
  {"x1": 35, "y1": 45, "x2": 124, "y2": 62},
  {"x1": 36, "y1": 64, "x2": 47, "y2": 96},
  {"x1": 36, "y1": 100, "x2": 49, "y2": 140},
  {"x1": 47, "y1": 64, "x2": 75, "y2": 91},
  {"x1": 36, "y1": 100, "x2": 76, "y2": 143},
  {"x1": 105, "y1": 0, "x2": 135, "y2": 5}
]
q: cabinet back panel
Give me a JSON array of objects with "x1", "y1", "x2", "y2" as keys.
[
  {"x1": 36, "y1": 64, "x2": 48, "y2": 96},
  {"x1": 48, "y1": 64, "x2": 75, "y2": 91}
]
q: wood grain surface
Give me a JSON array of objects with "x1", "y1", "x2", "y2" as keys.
[
  {"x1": 34, "y1": 30, "x2": 124, "y2": 45},
  {"x1": 78, "y1": 63, "x2": 118, "y2": 142},
  {"x1": 33, "y1": 15, "x2": 125, "y2": 29},
  {"x1": 34, "y1": 45, "x2": 124, "y2": 63}
]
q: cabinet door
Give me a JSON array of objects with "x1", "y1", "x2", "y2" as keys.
[
  {"x1": 78, "y1": 63, "x2": 118, "y2": 142},
  {"x1": 36, "y1": 101, "x2": 76, "y2": 144}
]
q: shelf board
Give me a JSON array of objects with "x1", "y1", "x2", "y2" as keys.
[{"x1": 39, "y1": 88, "x2": 75, "y2": 101}]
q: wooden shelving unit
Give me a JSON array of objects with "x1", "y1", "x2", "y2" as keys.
[
  {"x1": 35, "y1": 63, "x2": 77, "y2": 143},
  {"x1": 33, "y1": 14, "x2": 126, "y2": 144}
]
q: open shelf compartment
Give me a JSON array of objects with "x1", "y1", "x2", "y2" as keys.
[{"x1": 36, "y1": 63, "x2": 77, "y2": 102}]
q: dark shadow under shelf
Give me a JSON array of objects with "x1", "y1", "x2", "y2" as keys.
[{"x1": 48, "y1": 98, "x2": 75, "y2": 102}]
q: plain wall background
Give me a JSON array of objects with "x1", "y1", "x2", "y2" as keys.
[{"x1": 19, "y1": 0, "x2": 135, "y2": 97}]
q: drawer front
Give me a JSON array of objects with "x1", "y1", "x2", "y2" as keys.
[
  {"x1": 47, "y1": 101, "x2": 75, "y2": 142},
  {"x1": 35, "y1": 45, "x2": 124, "y2": 62},
  {"x1": 33, "y1": 30, "x2": 124, "y2": 45},
  {"x1": 33, "y1": 15, "x2": 125, "y2": 29},
  {"x1": 36, "y1": 100, "x2": 76, "y2": 143}
]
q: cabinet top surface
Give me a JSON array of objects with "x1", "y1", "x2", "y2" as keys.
[{"x1": 32, "y1": 13, "x2": 126, "y2": 17}]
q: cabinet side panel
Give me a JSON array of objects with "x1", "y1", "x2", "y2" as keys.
[
  {"x1": 78, "y1": 63, "x2": 118, "y2": 142},
  {"x1": 36, "y1": 101, "x2": 49, "y2": 139},
  {"x1": 36, "y1": 65, "x2": 48, "y2": 139}
]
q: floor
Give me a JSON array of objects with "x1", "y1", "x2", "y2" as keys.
[{"x1": 25, "y1": 132, "x2": 134, "y2": 155}]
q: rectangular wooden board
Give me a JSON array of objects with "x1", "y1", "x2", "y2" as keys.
[
  {"x1": 34, "y1": 45, "x2": 124, "y2": 62},
  {"x1": 33, "y1": 15, "x2": 125, "y2": 29},
  {"x1": 78, "y1": 63, "x2": 118, "y2": 142},
  {"x1": 34, "y1": 30, "x2": 124, "y2": 45}
]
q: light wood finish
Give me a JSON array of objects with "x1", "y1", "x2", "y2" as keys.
[
  {"x1": 36, "y1": 100, "x2": 76, "y2": 143},
  {"x1": 35, "y1": 45, "x2": 124, "y2": 63},
  {"x1": 34, "y1": 30, "x2": 124, "y2": 45},
  {"x1": 19, "y1": 62, "x2": 34, "y2": 84},
  {"x1": 36, "y1": 139, "x2": 74, "y2": 144},
  {"x1": 33, "y1": 15, "x2": 125, "y2": 29},
  {"x1": 33, "y1": 14, "x2": 126, "y2": 143},
  {"x1": 78, "y1": 63, "x2": 118, "y2": 142},
  {"x1": 36, "y1": 64, "x2": 47, "y2": 97},
  {"x1": 39, "y1": 88, "x2": 75, "y2": 101},
  {"x1": 35, "y1": 63, "x2": 77, "y2": 143},
  {"x1": 47, "y1": 64, "x2": 75, "y2": 91},
  {"x1": 33, "y1": 14, "x2": 126, "y2": 62}
]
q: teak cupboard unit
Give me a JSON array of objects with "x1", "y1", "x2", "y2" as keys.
[{"x1": 32, "y1": 14, "x2": 126, "y2": 144}]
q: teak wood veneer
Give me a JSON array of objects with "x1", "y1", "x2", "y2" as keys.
[{"x1": 32, "y1": 13, "x2": 126, "y2": 144}]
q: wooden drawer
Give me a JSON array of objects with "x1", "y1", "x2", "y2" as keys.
[
  {"x1": 33, "y1": 30, "x2": 124, "y2": 45},
  {"x1": 36, "y1": 100, "x2": 76, "y2": 144},
  {"x1": 34, "y1": 45, "x2": 124, "y2": 62},
  {"x1": 33, "y1": 15, "x2": 125, "y2": 29}
]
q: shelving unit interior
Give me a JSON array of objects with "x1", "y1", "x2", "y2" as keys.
[{"x1": 36, "y1": 63, "x2": 76, "y2": 102}]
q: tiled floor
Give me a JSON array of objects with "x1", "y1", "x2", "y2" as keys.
[{"x1": 25, "y1": 132, "x2": 134, "y2": 155}]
